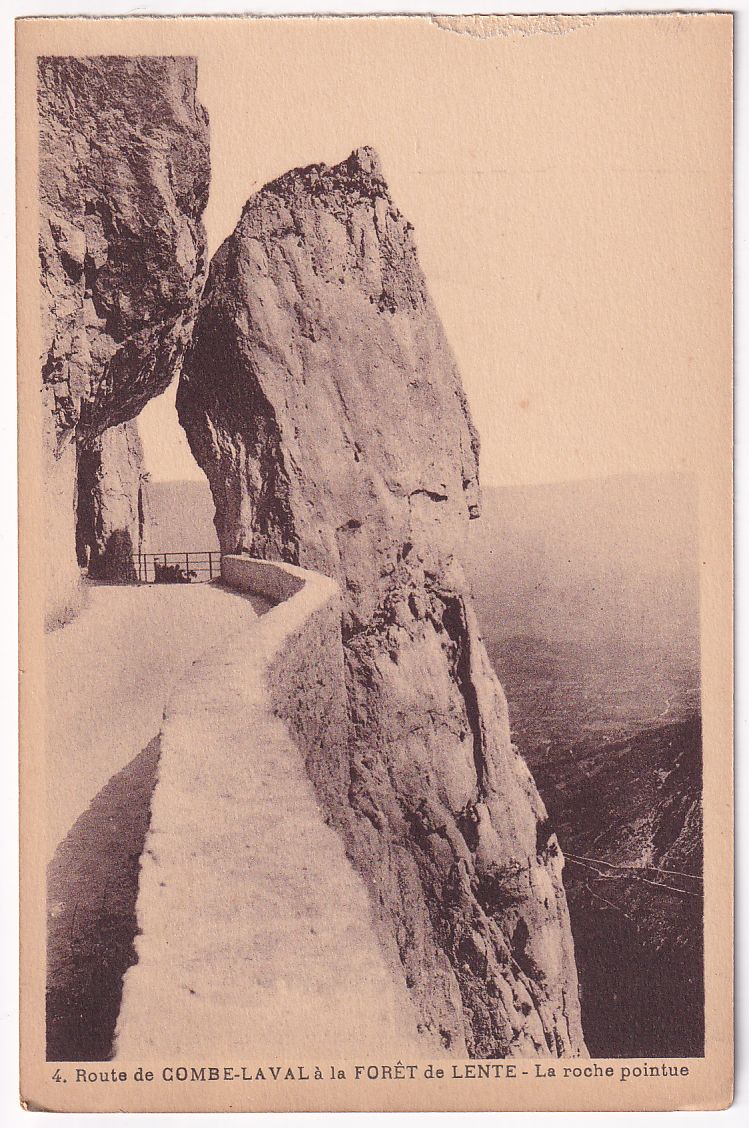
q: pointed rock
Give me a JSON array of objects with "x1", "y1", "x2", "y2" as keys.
[{"x1": 179, "y1": 148, "x2": 586, "y2": 1057}]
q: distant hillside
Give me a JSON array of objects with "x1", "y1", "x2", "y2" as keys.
[
  {"x1": 463, "y1": 473, "x2": 700, "y2": 753},
  {"x1": 533, "y1": 715, "x2": 703, "y2": 1057},
  {"x1": 463, "y1": 473, "x2": 703, "y2": 1056},
  {"x1": 465, "y1": 473, "x2": 699, "y2": 653},
  {"x1": 145, "y1": 479, "x2": 219, "y2": 555}
]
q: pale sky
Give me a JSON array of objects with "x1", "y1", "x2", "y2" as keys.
[{"x1": 135, "y1": 16, "x2": 731, "y2": 487}]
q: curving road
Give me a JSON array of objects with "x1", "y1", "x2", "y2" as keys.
[
  {"x1": 46, "y1": 573, "x2": 431, "y2": 1061},
  {"x1": 45, "y1": 581, "x2": 270, "y2": 860}
]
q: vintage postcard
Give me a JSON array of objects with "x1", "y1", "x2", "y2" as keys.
[{"x1": 17, "y1": 13, "x2": 732, "y2": 1113}]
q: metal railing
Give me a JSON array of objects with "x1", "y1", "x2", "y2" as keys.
[{"x1": 133, "y1": 551, "x2": 222, "y2": 584}]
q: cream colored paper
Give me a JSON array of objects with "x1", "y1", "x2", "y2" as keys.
[{"x1": 18, "y1": 14, "x2": 732, "y2": 1113}]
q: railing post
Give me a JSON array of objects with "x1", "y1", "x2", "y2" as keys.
[{"x1": 209, "y1": 552, "x2": 213, "y2": 581}]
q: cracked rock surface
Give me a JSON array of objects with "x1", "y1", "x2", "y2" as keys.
[
  {"x1": 38, "y1": 56, "x2": 210, "y2": 623},
  {"x1": 74, "y1": 418, "x2": 151, "y2": 578},
  {"x1": 179, "y1": 147, "x2": 586, "y2": 1057}
]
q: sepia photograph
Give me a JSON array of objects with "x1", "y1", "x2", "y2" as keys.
[{"x1": 17, "y1": 11, "x2": 732, "y2": 1114}]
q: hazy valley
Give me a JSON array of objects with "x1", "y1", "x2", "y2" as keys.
[{"x1": 464, "y1": 473, "x2": 703, "y2": 1056}]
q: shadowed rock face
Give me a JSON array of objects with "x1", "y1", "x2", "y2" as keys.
[
  {"x1": 38, "y1": 56, "x2": 209, "y2": 622},
  {"x1": 179, "y1": 147, "x2": 586, "y2": 1057},
  {"x1": 75, "y1": 419, "x2": 151, "y2": 579}
]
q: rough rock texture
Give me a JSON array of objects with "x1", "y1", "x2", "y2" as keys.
[
  {"x1": 75, "y1": 419, "x2": 151, "y2": 577},
  {"x1": 38, "y1": 56, "x2": 210, "y2": 621},
  {"x1": 178, "y1": 148, "x2": 586, "y2": 1057}
]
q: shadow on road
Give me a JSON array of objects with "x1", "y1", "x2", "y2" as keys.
[{"x1": 46, "y1": 736, "x2": 161, "y2": 1062}]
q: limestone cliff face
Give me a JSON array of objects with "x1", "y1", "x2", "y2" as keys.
[
  {"x1": 75, "y1": 419, "x2": 151, "y2": 579},
  {"x1": 38, "y1": 56, "x2": 209, "y2": 621},
  {"x1": 179, "y1": 148, "x2": 586, "y2": 1057}
]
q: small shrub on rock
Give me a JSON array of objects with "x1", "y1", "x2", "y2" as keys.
[
  {"x1": 94, "y1": 529, "x2": 137, "y2": 583},
  {"x1": 153, "y1": 562, "x2": 196, "y2": 584}
]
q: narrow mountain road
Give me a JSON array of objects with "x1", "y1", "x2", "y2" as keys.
[
  {"x1": 114, "y1": 603, "x2": 428, "y2": 1059},
  {"x1": 46, "y1": 575, "x2": 428, "y2": 1060},
  {"x1": 45, "y1": 581, "x2": 269, "y2": 859}
]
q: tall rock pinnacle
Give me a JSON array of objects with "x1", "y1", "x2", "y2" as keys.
[{"x1": 179, "y1": 147, "x2": 586, "y2": 1057}]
